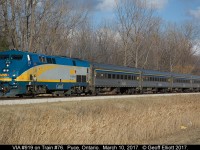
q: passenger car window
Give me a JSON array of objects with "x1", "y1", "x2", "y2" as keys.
[
  {"x1": 108, "y1": 74, "x2": 111, "y2": 79},
  {"x1": 124, "y1": 75, "x2": 127, "y2": 80},
  {"x1": 96, "y1": 73, "x2": 104, "y2": 79}
]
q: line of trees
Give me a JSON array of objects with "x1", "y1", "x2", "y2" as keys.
[{"x1": 0, "y1": 0, "x2": 200, "y2": 74}]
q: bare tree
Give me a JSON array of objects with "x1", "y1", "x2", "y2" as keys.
[
  {"x1": 0, "y1": 0, "x2": 89, "y2": 55},
  {"x1": 157, "y1": 22, "x2": 198, "y2": 73},
  {"x1": 115, "y1": 0, "x2": 157, "y2": 68}
]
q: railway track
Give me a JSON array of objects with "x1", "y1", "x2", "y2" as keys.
[
  {"x1": 0, "y1": 93, "x2": 156, "y2": 100},
  {"x1": 0, "y1": 92, "x2": 193, "y2": 100},
  {"x1": 0, "y1": 92, "x2": 199, "y2": 106}
]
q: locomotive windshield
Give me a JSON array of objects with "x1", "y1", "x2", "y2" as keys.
[
  {"x1": 0, "y1": 55, "x2": 9, "y2": 60},
  {"x1": 11, "y1": 55, "x2": 23, "y2": 60},
  {"x1": 0, "y1": 54, "x2": 23, "y2": 60}
]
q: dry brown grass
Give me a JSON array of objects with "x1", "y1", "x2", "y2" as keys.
[{"x1": 0, "y1": 94, "x2": 200, "y2": 144}]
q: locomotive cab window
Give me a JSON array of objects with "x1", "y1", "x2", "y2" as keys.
[
  {"x1": 73, "y1": 61, "x2": 76, "y2": 66},
  {"x1": 42, "y1": 57, "x2": 46, "y2": 63},
  {"x1": 47, "y1": 57, "x2": 52, "y2": 63},
  {"x1": 11, "y1": 55, "x2": 23, "y2": 60},
  {"x1": 52, "y1": 58, "x2": 56, "y2": 64},
  {"x1": 46, "y1": 57, "x2": 56, "y2": 64},
  {"x1": 39, "y1": 56, "x2": 47, "y2": 63}
]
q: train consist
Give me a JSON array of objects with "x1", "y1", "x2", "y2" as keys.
[{"x1": 1, "y1": 49, "x2": 200, "y2": 97}]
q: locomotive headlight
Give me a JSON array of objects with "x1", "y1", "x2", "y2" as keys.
[
  {"x1": 6, "y1": 60, "x2": 11, "y2": 64},
  {"x1": 6, "y1": 64, "x2": 9, "y2": 67},
  {"x1": 3, "y1": 69, "x2": 9, "y2": 72}
]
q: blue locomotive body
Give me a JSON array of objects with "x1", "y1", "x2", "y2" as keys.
[{"x1": 0, "y1": 50, "x2": 90, "y2": 97}]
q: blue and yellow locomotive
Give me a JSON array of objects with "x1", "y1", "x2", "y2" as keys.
[
  {"x1": 1, "y1": 49, "x2": 200, "y2": 97},
  {"x1": 0, "y1": 50, "x2": 90, "y2": 97}
]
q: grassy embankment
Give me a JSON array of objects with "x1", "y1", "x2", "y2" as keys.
[{"x1": 0, "y1": 94, "x2": 200, "y2": 144}]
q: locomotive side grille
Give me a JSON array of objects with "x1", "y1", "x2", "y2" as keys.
[
  {"x1": 77, "y1": 75, "x2": 82, "y2": 82},
  {"x1": 76, "y1": 75, "x2": 86, "y2": 83}
]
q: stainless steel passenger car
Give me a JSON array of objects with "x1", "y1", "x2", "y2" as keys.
[{"x1": 88, "y1": 63, "x2": 200, "y2": 94}]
